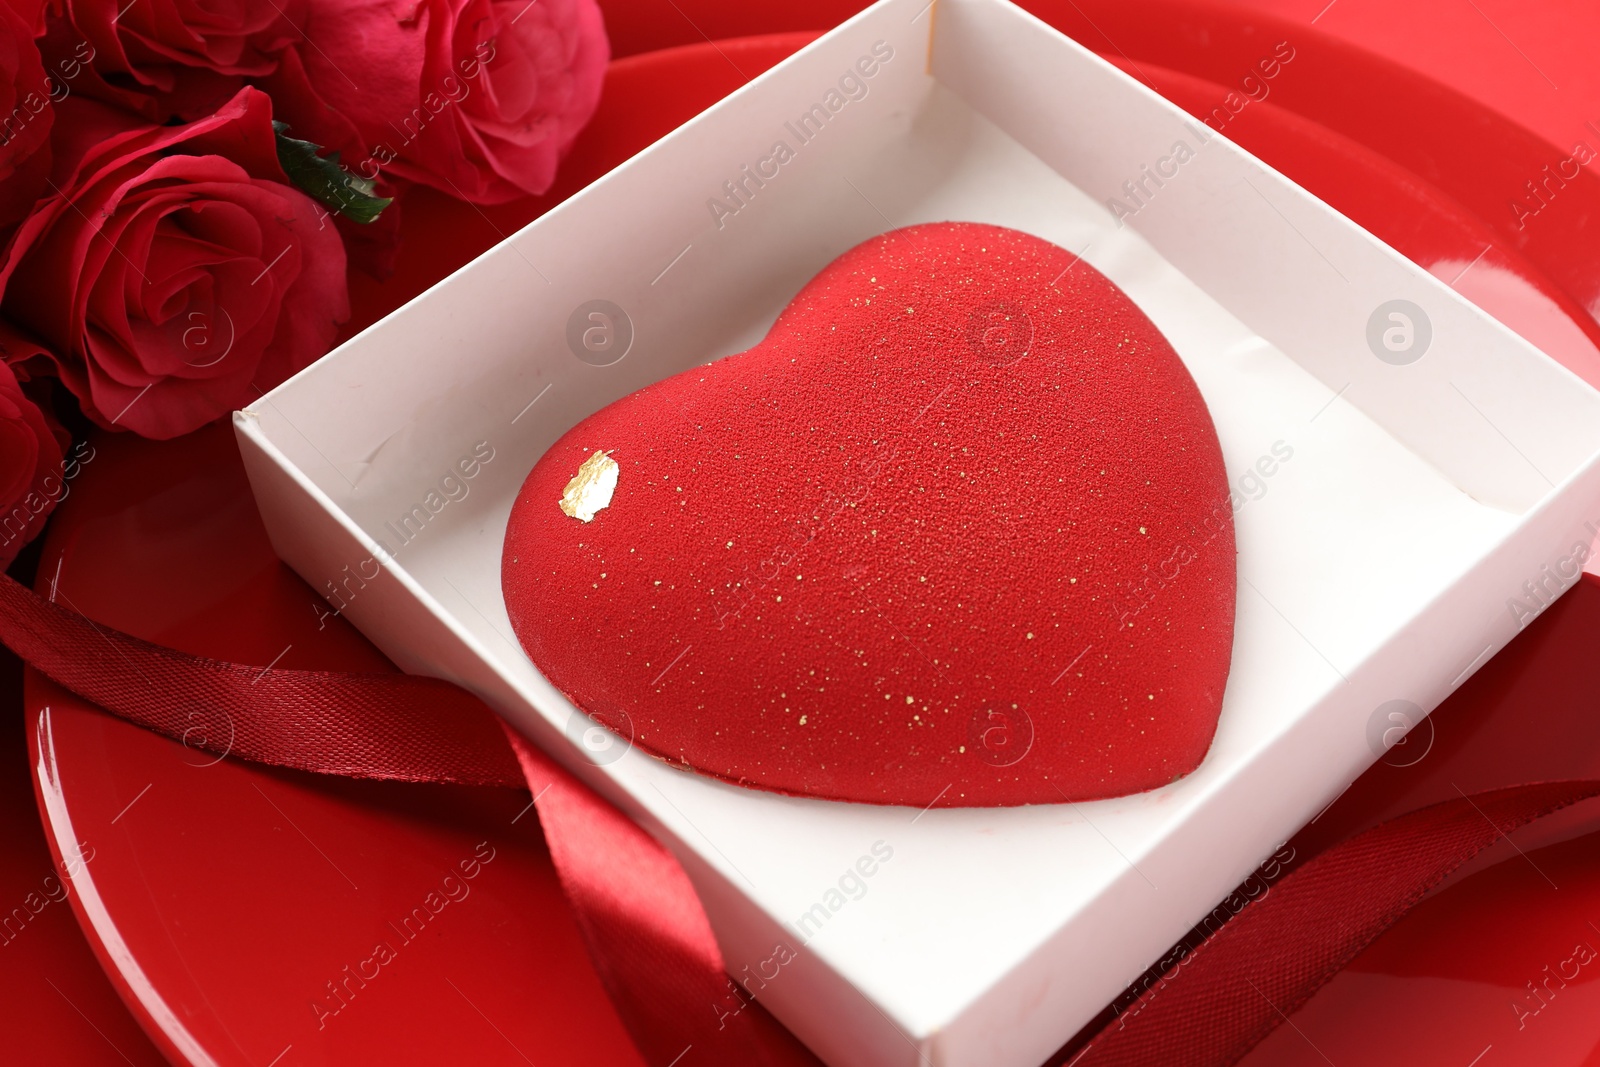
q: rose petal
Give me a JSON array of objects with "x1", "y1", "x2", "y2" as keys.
[
  {"x1": 0, "y1": 87, "x2": 348, "y2": 438},
  {"x1": 0, "y1": 345, "x2": 67, "y2": 568}
]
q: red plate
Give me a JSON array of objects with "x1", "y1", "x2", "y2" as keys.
[
  {"x1": 1236, "y1": 573, "x2": 1600, "y2": 1067},
  {"x1": 18, "y1": 7, "x2": 1600, "y2": 1067},
  {"x1": 25, "y1": 430, "x2": 646, "y2": 1067},
  {"x1": 0, "y1": 649, "x2": 169, "y2": 1066}
]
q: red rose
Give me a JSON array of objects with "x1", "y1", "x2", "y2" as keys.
[
  {"x1": 271, "y1": 0, "x2": 608, "y2": 204},
  {"x1": 0, "y1": 344, "x2": 68, "y2": 570},
  {"x1": 0, "y1": 87, "x2": 348, "y2": 440},
  {"x1": 39, "y1": 0, "x2": 303, "y2": 120},
  {"x1": 0, "y1": 0, "x2": 53, "y2": 230}
]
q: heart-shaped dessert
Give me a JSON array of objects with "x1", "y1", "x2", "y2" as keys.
[{"x1": 504, "y1": 222, "x2": 1235, "y2": 807}]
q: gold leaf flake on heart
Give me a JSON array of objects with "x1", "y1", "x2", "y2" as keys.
[{"x1": 559, "y1": 450, "x2": 618, "y2": 522}]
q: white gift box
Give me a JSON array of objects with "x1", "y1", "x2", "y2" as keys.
[{"x1": 234, "y1": 0, "x2": 1600, "y2": 1063}]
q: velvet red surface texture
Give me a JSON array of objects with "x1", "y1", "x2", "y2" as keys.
[{"x1": 504, "y1": 222, "x2": 1235, "y2": 806}]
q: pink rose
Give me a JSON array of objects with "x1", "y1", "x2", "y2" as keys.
[
  {"x1": 270, "y1": 0, "x2": 608, "y2": 204},
  {"x1": 0, "y1": 86, "x2": 348, "y2": 439},
  {"x1": 38, "y1": 0, "x2": 303, "y2": 120},
  {"x1": 0, "y1": 345, "x2": 68, "y2": 569}
]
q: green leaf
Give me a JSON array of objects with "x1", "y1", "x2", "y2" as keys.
[{"x1": 272, "y1": 120, "x2": 392, "y2": 226}]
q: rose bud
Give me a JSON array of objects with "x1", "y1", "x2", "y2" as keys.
[
  {"x1": 0, "y1": 87, "x2": 349, "y2": 440},
  {"x1": 37, "y1": 0, "x2": 304, "y2": 121},
  {"x1": 269, "y1": 0, "x2": 608, "y2": 204},
  {"x1": 0, "y1": 349, "x2": 68, "y2": 570}
]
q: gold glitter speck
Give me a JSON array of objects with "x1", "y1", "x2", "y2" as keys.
[{"x1": 559, "y1": 451, "x2": 619, "y2": 522}]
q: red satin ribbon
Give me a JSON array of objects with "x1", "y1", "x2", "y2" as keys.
[
  {"x1": 2, "y1": 569, "x2": 1590, "y2": 1067},
  {"x1": 0, "y1": 573, "x2": 524, "y2": 787},
  {"x1": 1, "y1": 572, "x2": 818, "y2": 1065},
  {"x1": 502, "y1": 726, "x2": 819, "y2": 1066},
  {"x1": 1068, "y1": 779, "x2": 1600, "y2": 1066}
]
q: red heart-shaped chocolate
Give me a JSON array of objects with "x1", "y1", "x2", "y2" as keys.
[{"x1": 504, "y1": 222, "x2": 1234, "y2": 807}]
